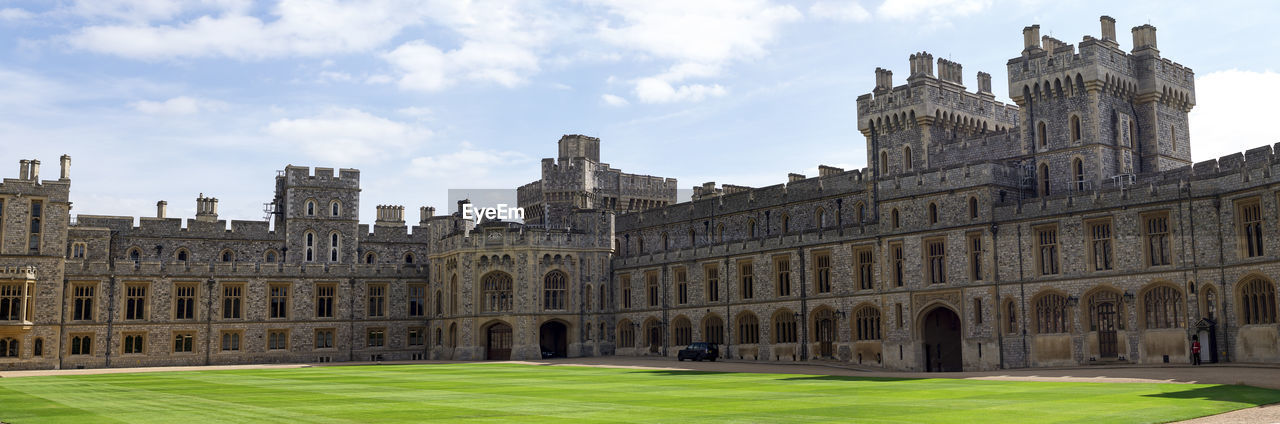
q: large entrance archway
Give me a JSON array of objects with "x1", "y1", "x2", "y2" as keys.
[
  {"x1": 539, "y1": 321, "x2": 568, "y2": 358},
  {"x1": 922, "y1": 306, "x2": 962, "y2": 372},
  {"x1": 486, "y1": 322, "x2": 512, "y2": 360}
]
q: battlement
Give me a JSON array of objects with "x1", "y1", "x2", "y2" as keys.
[
  {"x1": 280, "y1": 165, "x2": 360, "y2": 188},
  {"x1": 0, "y1": 266, "x2": 37, "y2": 280},
  {"x1": 858, "y1": 52, "x2": 1018, "y2": 137}
]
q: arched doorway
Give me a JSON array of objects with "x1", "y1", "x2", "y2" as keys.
[
  {"x1": 922, "y1": 306, "x2": 962, "y2": 372},
  {"x1": 539, "y1": 321, "x2": 568, "y2": 358},
  {"x1": 486, "y1": 322, "x2": 512, "y2": 360},
  {"x1": 814, "y1": 309, "x2": 837, "y2": 358}
]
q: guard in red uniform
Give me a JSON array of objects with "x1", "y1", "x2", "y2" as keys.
[{"x1": 1191, "y1": 336, "x2": 1202, "y2": 366}]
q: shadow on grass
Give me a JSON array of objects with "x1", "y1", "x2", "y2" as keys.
[
  {"x1": 777, "y1": 375, "x2": 922, "y2": 382},
  {"x1": 620, "y1": 369, "x2": 921, "y2": 383},
  {"x1": 1142, "y1": 384, "x2": 1280, "y2": 405}
]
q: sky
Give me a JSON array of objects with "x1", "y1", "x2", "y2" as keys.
[{"x1": 3, "y1": 0, "x2": 1280, "y2": 225}]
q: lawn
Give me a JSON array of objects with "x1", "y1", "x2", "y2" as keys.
[{"x1": 1, "y1": 363, "x2": 1278, "y2": 423}]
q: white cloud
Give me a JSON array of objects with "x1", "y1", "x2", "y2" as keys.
[
  {"x1": 67, "y1": 0, "x2": 424, "y2": 60},
  {"x1": 131, "y1": 96, "x2": 226, "y2": 115},
  {"x1": 588, "y1": 0, "x2": 800, "y2": 103},
  {"x1": 265, "y1": 108, "x2": 430, "y2": 164},
  {"x1": 809, "y1": 1, "x2": 871, "y2": 22},
  {"x1": 396, "y1": 106, "x2": 433, "y2": 117},
  {"x1": 407, "y1": 143, "x2": 530, "y2": 179},
  {"x1": 1189, "y1": 70, "x2": 1280, "y2": 161},
  {"x1": 601, "y1": 94, "x2": 629, "y2": 107},
  {"x1": 0, "y1": 8, "x2": 34, "y2": 20},
  {"x1": 875, "y1": 0, "x2": 991, "y2": 25},
  {"x1": 633, "y1": 78, "x2": 726, "y2": 103}
]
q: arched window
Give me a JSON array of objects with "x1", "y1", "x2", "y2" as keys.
[
  {"x1": 854, "y1": 305, "x2": 881, "y2": 341},
  {"x1": 329, "y1": 232, "x2": 340, "y2": 262},
  {"x1": 1037, "y1": 121, "x2": 1047, "y2": 147},
  {"x1": 404, "y1": 253, "x2": 415, "y2": 264},
  {"x1": 968, "y1": 197, "x2": 978, "y2": 219},
  {"x1": 584, "y1": 284, "x2": 593, "y2": 311},
  {"x1": 747, "y1": 219, "x2": 757, "y2": 238},
  {"x1": 1004, "y1": 301, "x2": 1018, "y2": 334},
  {"x1": 618, "y1": 320, "x2": 635, "y2": 347},
  {"x1": 330, "y1": 200, "x2": 341, "y2": 217},
  {"x1": 33, "y1": 338, "x2": 42, "y2": 357},
  {"x1": 688, "y1": 229, "x2": 696, "y2": 247},
  {"x1": 928, "y1": 203, "x2": 938, "y2": 224},
  {"x1": 737, "y1": 313, "x2": 760, "y2": 344},
  {"x1": 175, "y1": 248, "x2": 189, "y2": 262},
  {"x1": 1170, "y1": 124, "x2": 1177, "y2": 152},
  {"x1": 434, "y1": 290, "x2": 443, "y2": 316},
  {"x1": 1073, "y1": 158, "x2": 1085, "y2": 191},
  {"x1": 1038, "y1": 163, "x2": 1050, "y2": 196},
  {"x1": 1240, "y1": 277, "x2": 1277, "y2": 325},
  {"x1": 1143, "y1": 284, "x2": 1184, "y2": 329},
  {"x1": 1087, "y1": 290, "x2": 1125, "y2": 331},
  {"x1": 1070, "y1": 115, "x2": 1081, "y2": 141},
  {"x1": 854, "y1": 202, "x2": 865, "y2": 223},
  {"x1": 305, "y1": 231, "x2": 315, "y2": 262},
  {"x1": 449, "y1": 275, "x2": 458, "y2": 315},
  {"x1": 128, "y1": 247, "x2": 141, "y2": 263},
  {"x1": 1203, "y1": 286, "x2": 1217, "y2": 321},
  {"x1": 220, "y1": 250, "x2": 234, "y2": 262},
  {"x1": 880, "y1": 151, "x2": 889, "y2": 174},
  {"x1": 264, "y1": 250, "x2": 278, "y2": 263},
  {"x1": 903, "y1": 146, "x2": 913, "y2": 170},
  {"x1": 773, "y1": 310, "x2": 797, "y2": 344},
  {"x1": 661, "y1": 232, "x2": 669, "y2": 250},
  {"x1": 672, "y1": 316, "x2": 692, "y2": 346},
  {"x1": 448, "y1": 323, "x2": 457, "y2": 347},
  {"x1": 482, "y1": 272, "x2": 513, "y2": 312},
  {"x1": 703, "y1": 315, "x2": 724, "y2": 345},
  {"x1": 0, "y1": 337, "x2": 17, "y2": 358},
  {"x1": 716, "y1": 223, "x2": 725, "y2": 243},
  {"x1": 815, "y1": 207, "x2": 825, "y2": 229},
  {"x1": 306, "y1": 200, "x2": 316, "y2": 216},
  {"x1": 1034, "y1": 292, "x2": 1069, "y2": 334},
  {"x1": 543, "y1": 271, "x2": 566, "y2": 310},
  {"x1": 780, "y1": 214, "x2": 789, "y2": 233},
  {"x1": 364, "y1": 252, "x2": 376, "y2": 264},
  {"x1": 891, "y1": 209, "x2": 900, "y2": 229}
]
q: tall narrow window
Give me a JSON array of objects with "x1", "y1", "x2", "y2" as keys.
[
  {"x1": 1070, "y1": 115, "x2": 1081, "y2": 141},
  {"x1": 1073, "y1": 159, "x2": 1085, "y2": 191},
  {"x1": 544, "y1": 271, "x2": 567, "y2": 310},
  {"x1": 903, "y1": 146, "x2": 913, "y2": 170},
  {"x1": 880, "y1": 151, "x2": 889, "y2": 174},
  {"x1": 1038, "y1": 163, "x2": 1050, "y2": 196},
  {"x1": 1036, "y1": 226, "x2": 1060, "y2": 275},
  {"x1": 329, "y1": 232, "x2": 340, "y2": 262},
  {"x1": 891, "y1": 243, "x2": 904, "y2": 287},
  {"x1": 174, "y1": 283, "x2": 196, "y2": 320},
  {"x1": 1089, "y1": 220, "x2": 1114, "y2": 271},
  {"x1": 367, "y1": 284, "x2": 386, "y2": 317},
  {"x1": 28, "y1": 199, "x2": 42, "y2": 255},
  {"x1": 675, "y1": 269, "x2": 688, "y2": 304},
  {"x1": 1170, "y1": 124, "x2": 1177, "y2": 151},
  {"x1": 269, "y1": 284, "x2": 289, "y2": 319},
  {"x1": 305, "y1": 231, "x2": 315, "y2": 262},
  {"x1": 646, "y1": 272, "x2": 659, "y2": 307},
  {"x1": 815, "y1": 208, "x2": 826, "y2": 229},
  {"x1": 73, "y1": 284, "x2": 95, "y2": 321},
  {"x1": 621, "y1": 274, "x2": 632, "y2": 309},
  {"x1": 968, "y1": 233, "x2": 983, "y2": 281},
  {"x1": 891, "y1": 209, "x2": 900, "y2": 229},
  {"x1": 1145, "y1": 213, "x2": 1171, "y2": 267},
  {"x1": 0, "y1": 284, "x2": 22, "y2": 321},
  {"x1": 306, "y1": 200, "x2": 316, "y2": 216},
  {"x1": 854, "y1": 247, "x2": 874, "y2": 290},
  {"x1": 1005, "y1": 301, "x2": 1017, "y2": 334},
  {"x1": 315, "y1": 284, "x2": 335, "y2": 318},
  {"x1": 814, "y1": 252, "x2": 831, "y2": 294},
  {"x1": 739, "y1": 262, "x2": 754, "y2": 300},
  {"x1": 220, "y1": 284, "x2": 242, "y2": 319},
  {"x1": 928, "y1": 203, "x2": 938, "y2": 224},
  {"x1": 408, "y1": 284, "x2": 426, "y2": 316},
  {"x1": 125, "y1": 284, "x2": 147, "y2": 320},
  {"x1": 925, "y1": 238, "x2": 946, "y2": 284},
  {"x1": 705, "y1": 266, "x2": 719, "y2": 302},
  {"x1": 1238, "y1": 199, "x2": 1264, "y2": 258},
  {"x1": 968, "y1": 197, "x2": 978, "y2": 220},
  {"x1": 482, "y1": 273, "x2": 513, "y2": 312},
  {"x1": 974, "y1": 298, "x2": 983, "y2": 324},
  {"x1": 775, "y1": 257, "x2": 791, "y2": 297},
  {"x1": 1037, "y1": 121, "x2": 1047, "y2": 147},
  {"x1": 330, "y1": 200, "x2": 341, "y2": 217}
]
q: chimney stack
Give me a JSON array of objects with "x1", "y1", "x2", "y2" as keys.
[
  {"x1": 376, "y1": 205, "x2": 406, "y2": 226},
  {"x1": 1132, "y1": 24, "x2": 1157, "y2": 52},
  {"x1": 18, "y1": 160, "x2": 29, "y2": 180},
  {"x1": 874, "y1": 67, "x2": 893, "y2": 93},
  {"x1": 195, "y1": 193, "x2": 219, "y2": 222},
  {"x1": 157, "y1": 201, "x2": 168, "y2": 219},
  {"x1": 59, "y1": 155, "x2": 71, "y2": 180},
  {"x1": 1023, "y1": 25, "x2": 1041, "y2": 51},
  {"x1": 1100, "y1": 16, "x2": 1116, "y2": 42},
  {"x1": 788, "y1": 173, "x2": 806, "y2": 183},
  {"x1": 420, "y1": 206, "x2": 435, "y2": 223},
  {"x1": 818, "y1": 165, "x2": 844, "y2": 177},
  {"x1": 29, "y1": 160, "x2": 39, "y2": 181},
  {"x1": 977, "y1": 72, "x2": 993, "y2": 94}
]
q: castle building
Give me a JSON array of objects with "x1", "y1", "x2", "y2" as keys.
[{"x1": 0, "y1": 17, "x2": 1277, "y2": 372}]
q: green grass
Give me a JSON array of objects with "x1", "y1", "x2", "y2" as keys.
[{"x1": 2, "y1": 364, "x2": 1278, "y2": 423}]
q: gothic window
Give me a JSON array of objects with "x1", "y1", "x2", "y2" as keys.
[
  {"x1": 1088, "y1": 219, "x2": 1114, "y2": 271},
  {"x1": 968, "y1": 197, "x2": 978, "y2": 219},
  {"x1": 1087, "y1": 290, "x2": 1125, "y2": 331},
  {"x1": 584, "y1": 285, "x2": 593, "y2": 311},
  {"x1": 128, "y1": 247, "x2": 141, "y2": 263},
  {"x1": 124, "y1": 284, "x2": 147, "y2": 320},
  {"x1": 305, "y1": 231, "x2": 315, "y2": 262},
  {"x1": 220, "y1": 250, "x2": 234, "y2": 262},
  {"x1": 315, "y1": 284, "x2": 335, "y2": 318},
  {"x1": 315, "y1": 329, "x2": 335, "y2": 349},
  {"x1": 815, "y1": 207, "x2": 826, "y2": 229},
  {"x1": 482, "y1": 272, "x2": 513, "y2": 312},
  {"x1": 174, "y1": 283, "x2": 196, "y2": 320},
  {"x1": 737, "y1": 312, "x2": 759, "y2": 344},
  {"x1": 773, "y1": 310, "x2": 797, "y2": 344},
  {"x1": 854, "y1": 247, "x2": 874, "y2": 290},
  {"x1": 903, "y1": 146, "x2": 913, "y2": 170},
  {"x1": 220, "y1": 331, "x2": 241, "y2": 351},
  {"x1": 646, "y1": 272, "x2": 659, "y2": 307},
  {"x1": 891, "y1": 208, "x2": 900, "y2": 229},
  {"x1": 364, "y1": 252, "x2": 376, "y2": 264},
  {"x1": 0, "y1": 337, "x2": 17, "y2": 358},
  {"x1": 891, "y1": 242, "x2": 904, "y2": 287},
  {"x1": 306, "y1": 200, "x2": 316, "y2": 216},
  {"x1": 544, "y1": 271, "x2": 566, "y2": 311},
  {"x1": 268, "y1": 330, "x2": 289, "y2": 350},
  {"x1": 1005, "y1": 301, "x2": 1017, "y2": 334},
  {"x1": 854, "y1": 202, "x2": 865, "y2": 223},
  {"x1": 621, "y1": 274, "x2": 632, "y2": 309},
  {"x1": 672, "y1": 317, "x2": 692, "y2": 346},
  {"x1": 705, "y1": 265, "x2": 720, "y2": 302},
  {"x1": 880, "y1": 151, "x2": 889, "y2": 174},
  {"x1": 775, "y1": 257, "x2": 791, "y2": 297},
  {"x1": 1203, "y1": 286, "x2": 1217, "y2": 321},
  {"x1": 1239, "y1": 277, "x2": 1277, "y2": 325},
  {"x1": 1036, "y1": 226, "x2": 1060, "y2": 275},
  {"x1": 1073, "y1": 158, "x2": 1085, "y2": 191},
  {"x1": 854, "y1": 305, "x2": 882, "y2": 340},
  {"x1": 1034, "y1": 293, "x2": 1069, "y2": 334},
  {"x1": 1144, "y1": 213, "x2": 1171, "y2": 267},
  {"x1": 1143, "y1": 284, "x2": 1184, "y2": 329},
  {"x1": 661, "y1": 232, "x2": 669, "y2": 250},
  {"x1": 968, "y1": 233, "x2": 983, "y2": 281},
  {"x1": 1038, "y1": 163, "x2": 1050, "y2": 196},
  {"x1": 264, "y1": 250, "x2": 278, "y2": 263},
  {"x1": 329, "y1": 232, "x2": 340, "y2": 262},
  {"x1": 404, "y1": 253, "x2": 415, "y2": 264},
  {"x1": 814, "y1": 252, "x2": 831, "y2": 294},
  {"x1": 70, "y1": 242, "x2": 86, "y2": 259},
  {"x1": 1070, "y1": 115, "x2": 1081, "y2": 141},
  {"x1": 269, "y1": 284, "x2": 289, "y2": 319},
  {"x1": 928, "y1": 202, "x2": 938, "y2": 224},
  {"x1": 747, "y1": 219, "x2": 757, "y2": 238},
  {"x1": 1037, "y1": 121, "x2": 1047, "y2": 148},
  {"x1": 222, "y1": 283, "x2": 243, "y2": 319},
  {"x1": 674, "y1": 268, "x2": 688, "y2": 304},
  {"x1": 739, "y1": 262, "x2": 754, "y2": 300},
  {"x1": 703, "y1": 315, "x2": 724, "y2": 345},
  {"x1": 618, "y1": 321, "x2": 635, "y2": 347},
  {"x1": 925, "y1": 238, "x2": 945, "y2": 284},
  {"x1": 780, "y1": 214, "x2": 789, "y2": 233},
  {"x1": 70, "y1": 335, "x2": 92, "y2": 355},
  {"x1": 1237, "y1": 199, "x2": 1264, "y2": 258},
  {"x1": 330, "y1": 200, "x2": 341, "y2": 217},
  {"x1": 367, "y1": 284, "x2": 386, "y2": 317},
  {"x1": 367, "y1": 328, "x2": 385, "y2": 347},
  {"x1": 0, "y1": 284, "x2": 23, "y2": 321},
  {"x1": 715, "y1": 223, "x2": 725, "y2": 243},
  {"x1": 73, "y1": 284, "x2": 95, "y2": 321},
  {"x1": 28, "y1": 199, "x2": 42, "y2": 255}
]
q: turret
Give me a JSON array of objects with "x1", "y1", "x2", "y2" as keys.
[{"x1": 1132, "y1": 24, "x2": 1157, "y2": 53}]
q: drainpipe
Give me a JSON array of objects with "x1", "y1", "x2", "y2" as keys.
[
  {"x1": 798, "y1": 247, "x2": 808, "y2": 361},
  {"x1": 991, "y1": 223, "x2": 1004, "y2": 369},
  {"x1": 1213, "y1": 197, "x2": 1230, "y2": 362},
  {"x1": 1016, "y1": 224, "x2": 1028, "y2": 367},
  {"x1": 349, "y1": 278, "x2": 357, "y2": 362},
  {"x1": 205, "y1": 277, "x2": 215, "y2": 365},
  {"x1": 58, "y1": 277, "x2": 67, "y2": 370}
]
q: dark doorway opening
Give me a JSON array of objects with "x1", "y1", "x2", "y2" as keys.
[
  {"x1": 1096, "y1": 301, "x2": 1119, "y2": 358},
  {"x1": 815, "y1": 312, "x2": 836, "y2": 358},
  {"x1": 922, "y1": 307, "x2": 962, "y2": 372},
  {"x1": 540, "y1": 321, "x2": 568, "y2": 358},
  {"x1": 486, "y1": 323, "x2": 512, "y2": 360}
]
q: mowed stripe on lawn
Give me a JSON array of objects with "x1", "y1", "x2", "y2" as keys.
[{"x1": 1, "y1": 363, "x2": 1278, "y2": 423}]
